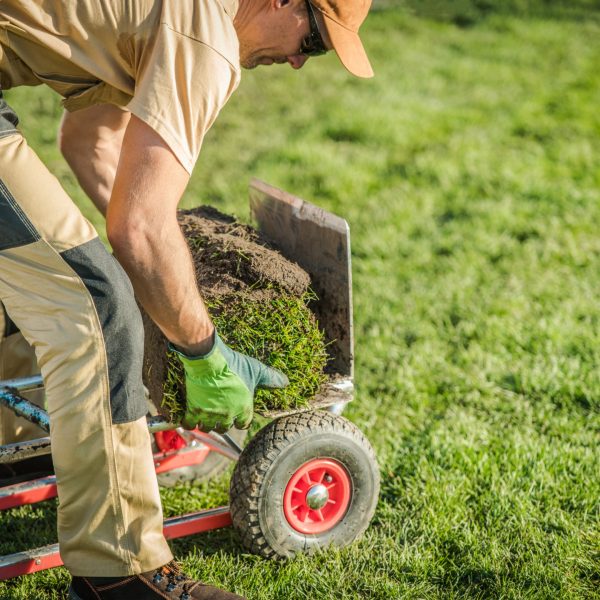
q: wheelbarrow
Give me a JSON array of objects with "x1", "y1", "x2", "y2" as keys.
[{"x1": 0, "y1": 179, "x2": 380, "y2": 579}]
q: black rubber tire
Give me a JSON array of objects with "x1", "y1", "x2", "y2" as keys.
[
  {"x1": 154, "y1": 428, "x2": 247, "y2": 487},
  {"x1": 229, "y1": 410, "x2": 379, "y2": 558}
]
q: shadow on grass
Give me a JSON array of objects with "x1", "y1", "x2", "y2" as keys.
[
  {"x1": 0, "y1": 501, "x2": 58, "y2": 556},
  {"x1": 169, "y1": 526, "x2": 246, "y2": 559},
  {"x1": 499, "y1": 373, "x2": 598, "y2": 414},
  {"x1": 443, "y1": 566, "x2": 500, "y2": 596}
]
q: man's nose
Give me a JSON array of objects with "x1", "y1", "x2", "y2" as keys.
[{"x1": 287, "y1": 54, "x2": 309, "y2": 70}]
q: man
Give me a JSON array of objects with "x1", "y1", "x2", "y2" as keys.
[{"x1": 0, "y1": 0, "x2": 373, "y2": 598}]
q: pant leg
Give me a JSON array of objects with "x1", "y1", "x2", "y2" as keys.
[
  {"x1": 0, "y1": 302, "x2": 47, "y2": 444},
  {"x1": 0, "y1": 106, "x2": 172, "y2": 575}
]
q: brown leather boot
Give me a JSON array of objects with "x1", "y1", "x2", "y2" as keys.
[{"x1": 68, "y1": 561, "x2": 246, "y2": 599}]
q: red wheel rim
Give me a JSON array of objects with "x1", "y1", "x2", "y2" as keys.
[{"x1": 283, "y1": 458, "x2": 352, "y2": 534}]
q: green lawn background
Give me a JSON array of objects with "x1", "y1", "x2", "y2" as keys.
[{"x1": 1, "y1": 2, "x2": 599, "y2": 598}]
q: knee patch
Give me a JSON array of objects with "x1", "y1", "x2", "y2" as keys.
[{"x1": 60, "y1": 239, "x2": 147, "y2": 424}]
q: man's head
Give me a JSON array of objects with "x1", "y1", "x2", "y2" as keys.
[{"x1": 234, "y1": 0, "x2": 373, "y2": 77}]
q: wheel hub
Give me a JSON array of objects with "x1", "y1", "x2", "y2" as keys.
[
  {"x1": 283, "y1": 458, "x2": 352, "y2": 534},
  {"x1": 305, "y1": 484, "x2": 329, "y2": 509}
]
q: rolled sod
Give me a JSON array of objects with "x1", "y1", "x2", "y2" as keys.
[{"x1": 142, "y1": 206, "x2": 329, "y2": 422}]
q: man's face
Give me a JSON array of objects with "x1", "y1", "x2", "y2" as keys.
[{"x1": 237, "y1": 0, "x2": 332, "y2": 71}]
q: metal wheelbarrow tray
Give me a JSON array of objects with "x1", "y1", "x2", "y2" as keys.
[{"x1": 0, "y1": 180, "x2": 380, "y2": 580}]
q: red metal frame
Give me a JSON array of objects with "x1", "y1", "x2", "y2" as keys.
[
  {"x1": 162, "y1": 507, "x2": 232, "y2": 540},
  {"x1": 0, "y1": 437, "x2": 233, "y2": 580},
  {"x1": 153, "y1": 447, "x2": 211, "y2": 475},
  {"x1": 0, "y1": 446, "x2": 212, "y2": 511},
  {"x1": 0, "y1": 476, "x2": 57, "y2": 511},
  {"x1": 0, "y1": 507, "x2": 232, "y2": 580},
  {"x1": 154, "y1": 430, "x2": 188, "y2": 452},
  {"x1": 0, "y1": 544, "x2": 64, "y2": 581}
]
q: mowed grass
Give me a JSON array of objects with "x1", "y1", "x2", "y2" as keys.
[{"x1": 2, "y1": 4, "x2": 600, "y2": 599}]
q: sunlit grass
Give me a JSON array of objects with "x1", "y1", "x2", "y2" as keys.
[{"x1": 2, "y1": 4, "x2": 599, "y2": 598}]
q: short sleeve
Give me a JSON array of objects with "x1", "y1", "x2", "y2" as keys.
[{"x1": 127, "y1": 23, "x2": 240, "y2": 174}]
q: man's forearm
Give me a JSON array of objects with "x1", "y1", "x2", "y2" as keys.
[
  {"x1": 110, "y1": 217, "x2": 215, "y2": 355},
  {"x1": 107, "y1": 114, "x2": 214, "y2": 355}
]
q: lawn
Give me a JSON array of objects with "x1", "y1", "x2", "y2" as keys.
[{"x1": 1, "y1": 2, "x2": 600, "y2": 599}]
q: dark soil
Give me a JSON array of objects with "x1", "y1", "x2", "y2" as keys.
[{"x1": 142, "y1": 206, "x2": 316, "y2": 415}]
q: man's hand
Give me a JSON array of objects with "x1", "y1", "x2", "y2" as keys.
[{"x1": 172, "y1": 332, "x2": 289, "y2": 433}]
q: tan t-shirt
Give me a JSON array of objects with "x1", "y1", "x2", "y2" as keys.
[{"x1": 0, "y1": 0, "x2": 241, "y2": 173}]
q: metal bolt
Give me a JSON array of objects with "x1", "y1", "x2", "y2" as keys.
[{"x1": 324, "y1": 473, "x2": 333, "y2": 483}]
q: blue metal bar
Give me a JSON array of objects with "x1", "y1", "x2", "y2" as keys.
[
  {"x1": 0, "y1": 387, "x2": 50, "y2": 433},
  {"x1": 0, "y1": 375, "x2": 43, "y2": 392}
]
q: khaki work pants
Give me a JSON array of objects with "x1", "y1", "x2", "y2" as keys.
[{"x1": 0, "y1": 97, "x2": 173, "y2": 575}]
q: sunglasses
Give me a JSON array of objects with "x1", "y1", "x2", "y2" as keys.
[{"x1": 300, "y1": 0, "x2": 328, "y2": 56}]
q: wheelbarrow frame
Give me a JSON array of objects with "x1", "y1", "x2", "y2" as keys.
[
  {"x1": 0, "y1": 377, "x2": 246, "y2": 580},
  {"x1": 0, "y1": 180, "x2": 360, "y2": 580}
]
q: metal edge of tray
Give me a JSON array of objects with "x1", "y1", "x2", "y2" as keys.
[{"x1": 257, "y1": 377, "x2": 354, "y2": 419}]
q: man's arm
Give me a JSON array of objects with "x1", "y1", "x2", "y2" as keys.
[
  {"x1": 106, "y1": 114, "x2": 214, "y2": 355},
  {"x1": 60, "y1": 106, "x2": 212, "y2": 352},
  {"x1": 60, "y1": 107, "x2": 287, "y2": 431},
  {"x1": 59, "y1": 104, "x2": 130, "y2": 216}
]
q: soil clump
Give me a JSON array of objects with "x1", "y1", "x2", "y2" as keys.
[{"x1": 142, "y1": 206, "x2": 328, "y2": 419}]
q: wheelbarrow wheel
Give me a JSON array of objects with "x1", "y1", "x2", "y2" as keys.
[
  {"x1": 153, "y1": 428, "x2": 247, "y2": 487},
  {"x1": 229, "y1": 410, "x2": 379, "y2": 558}
]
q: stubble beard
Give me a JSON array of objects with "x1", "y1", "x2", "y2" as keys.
[{"x1": 238, "y1": 41, "x2": 259, "y2": 69}]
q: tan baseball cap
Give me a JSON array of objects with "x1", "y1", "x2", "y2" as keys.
[{"x1": 311, "y1": 0, "x2": 374, "y2": 78}]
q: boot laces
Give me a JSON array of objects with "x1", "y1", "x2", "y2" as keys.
[{"x1": 153, "y1": 561, "x2": 200, "y2": 597}]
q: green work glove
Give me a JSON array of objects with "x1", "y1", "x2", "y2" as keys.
[{"x1": 170, "y1": 332, "x2": 289, "y2": 434}]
